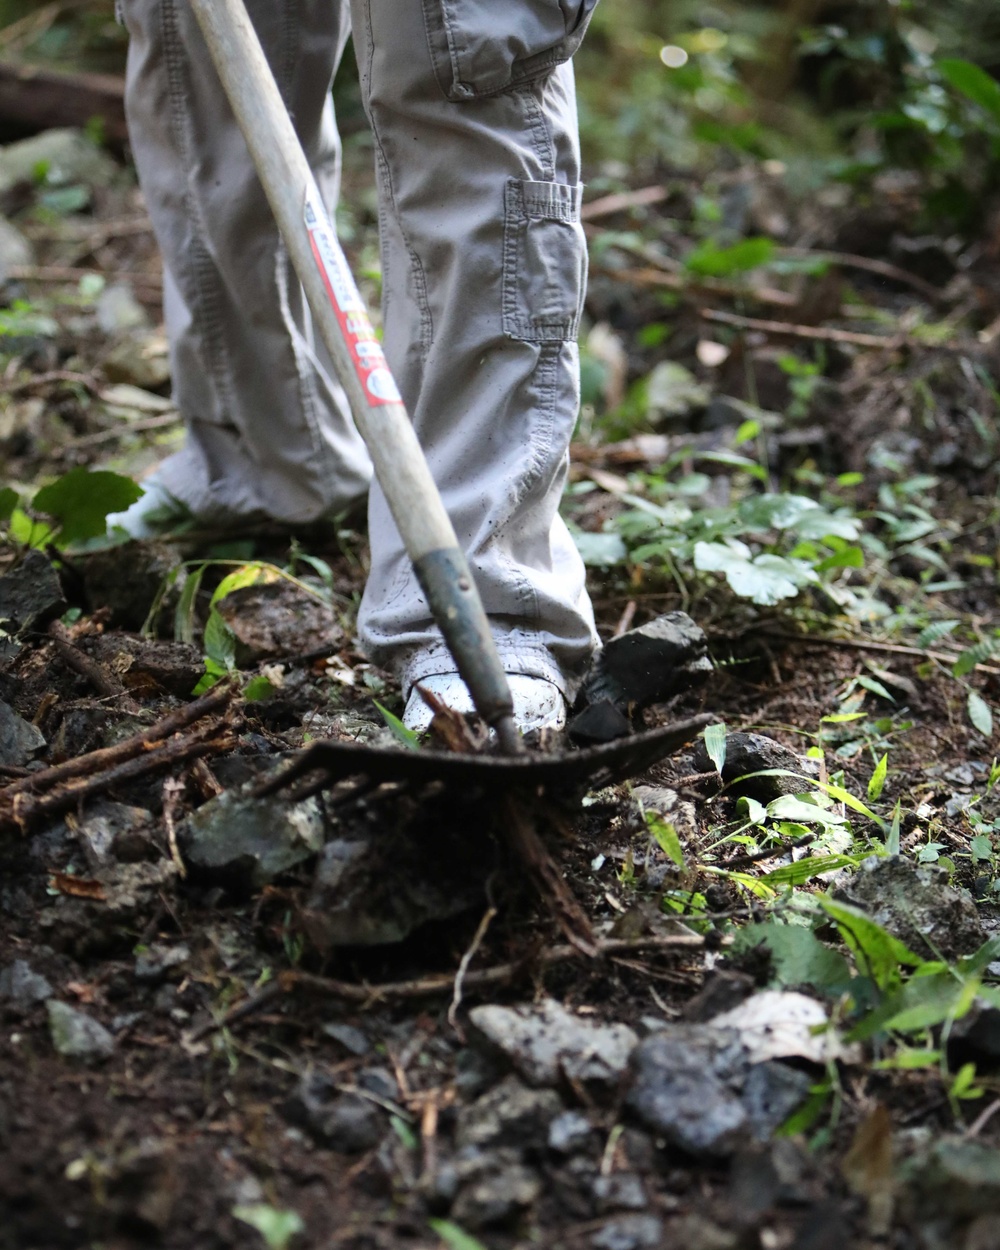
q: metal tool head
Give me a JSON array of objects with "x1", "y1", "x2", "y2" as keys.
[{"x1": 256, "y1": 713, "x2": 714, "y2": 804}]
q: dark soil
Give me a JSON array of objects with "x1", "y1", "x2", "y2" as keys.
[{"x1": 2, "y1": 108, "x2": 1000, "y2": 1250}]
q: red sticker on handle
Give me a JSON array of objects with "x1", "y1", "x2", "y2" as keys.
[{"x1": 304, "y1": 191, "x2": 401, "y2": 407}]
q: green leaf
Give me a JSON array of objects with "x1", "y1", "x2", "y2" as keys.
[
  {"x1": 373, "y1": 700, "x2": 421, "y2": 749},
  {"x1": 428, "y1": 1220, "x2": 490, "y2": 1250},
  {"x1": 735, "y1": 794, "x2": 767, "y2": 825},
  {"x1": 766, "y1": 794, "x2": 846, "y2": 829},
  {"x1": 868, "y1": 753, "x2": 888, "y2": 801},
  {"x1": 0, "y1": 487, "x2": 17, "y2": 524},
  {"x1": 821, "y1": 712, "x2": 866, "y2": 724},
  {"x1": 733, "y1": 922, "x2": 852, "y2": 995},
  {"x1": 647, "y1": 813, "x2": 685, "y2": 868},
  {"x1": 210, "y1": 562, "x2": 274, "y2": 606},
  {"x1": 970, "y1": 834, "x2": 994, "y2": 862},
  {"x1": 939, "y1": 58, "x2": 1000, "y2": 125},
  {"x1": 886, "y1": 801, "x2": 901, "y2": 857},
  {"x1": 762, "y1": 854, "x2": 858, "y2": 885},
  {"x1": 693, "y1": 542, "x2": 817, "y2": 605},
  {"x1": 244, "y1": 675, "x2": 275, "y2": 701},
  {"x1": 968, "y1": 690, "x2": 994, "y2": 739},
  {"x1": 203, "y1": 609, "x2": 236, "y2": 671},
  {"x1": 954, "y1": 637, "x2": 1000, "y2": 677},
  {"x1": 916, "y1": 620, "x2": 959, "y2": 648},
  {"x1": 856, "y1": 675, "x2": 894, "y2": 702},
  {"x1": 174, "y1": 564, "x2": 206, "y2": 645},
  {"x1": 232, "y1": 1204, "x2": 304, "y2": 1250},
  {"x1": 32, "y1": 469, "x2": 142, "y2": 545},
  {"x1": 819, "y1": 898, "x2": 924, "y2": 990},
  {"x1": 703, "y1": 722, "x2": 727, "y2": 774},
  {"x1": 572, "y1": 529, "x2": 628, "y2": 568},
  {"x1": 685, "y1": 236, "x2": 775, "y2": 277}
]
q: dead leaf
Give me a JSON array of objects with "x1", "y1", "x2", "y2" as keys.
[
  {"x1": 49, "y1": 872, "x2": 107, "y2": 901},
  {"x1": 841, "y1": 1103, "x2": 894, "y2": 1236}
]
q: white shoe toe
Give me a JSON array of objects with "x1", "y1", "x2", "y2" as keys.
[{"x1": 402, "y1": 673, "x2": 566, "y2": 735}]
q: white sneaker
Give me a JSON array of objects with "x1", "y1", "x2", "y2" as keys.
[
  {"x1": 402, "y1": 673, "x2": 567, "y2": 735},
  {"x1": 106, "y1": 477, "x2": 193, "y2": 540}
]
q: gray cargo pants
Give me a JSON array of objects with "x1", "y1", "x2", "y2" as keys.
[{"x1": 121, "y1": 0, "x2": 600, "y2": 696}]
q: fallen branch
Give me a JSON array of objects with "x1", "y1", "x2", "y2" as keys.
[
  {"x1": 700, "y1": 307, "x2": 906, "y2": 349},
  {"x1": 187, "y1": 932, "x2": 712, "y2": 1039},
  {"x1": 581, "y1": 185, "x2": 669, "y2": 221},
  {"x1": 776, "y1": 246, "x2": 943, "y2": 304},
  {"x1": 6, "y1": 265, "x2": 162, "y2": 293},
  {"x1": 595, "y1": 261, "x2": 800, "y2": 311},
  {"x1": 6, "y1": 370, "x2": 103, "y2": 399},
  {"x1": 3, "y1": 724, "x2": 236, "y2": 833},
  {"x1": 0, "y1": 59, "x2": 127, "y2": 146},
  {"x1": 47, "y1": 620, "x2": 125, "y2": 700},
  {"x1": 0, "y1": 684, "x2": 234, "y2": 812},
  {"x1": 742, "y1": 630, "x2": 1000, "y2": 678}
]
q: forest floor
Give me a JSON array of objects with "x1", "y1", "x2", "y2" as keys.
[{"x1": 0, "y1": 115, "x2": 999, "y2": 1250}]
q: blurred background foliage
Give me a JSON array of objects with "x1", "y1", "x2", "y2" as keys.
[{"x1": 1, "y1": 0, "x2": 998, "y2": 234}]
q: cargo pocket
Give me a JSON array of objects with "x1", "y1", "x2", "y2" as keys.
[
  {"x1": 421, "y1": 0, "x2": 599, "y2": 101},
  {"x1": 502, "y1": 179, "x2": 586, "y2": 343}
]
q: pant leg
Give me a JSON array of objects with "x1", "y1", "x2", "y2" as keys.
[
  {"x1": 352, "y1": 0, "x2": 599, "y2": 696},
  {"x1": 121, "y1": 0, "x2": 372, "y2": 525}
]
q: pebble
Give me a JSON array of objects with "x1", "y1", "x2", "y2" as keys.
[
  {"x1": 0, "y1": 959, "x2": 53, "y2": 1005},
  {"x1": 548, "y1": 1110, "x2": 595, "y2": 1155},
  {"x1": 47, "y1": 1000, "x2": 114, "y2": 1062},
  {"x1": 590, "y1": 1214, "x2": 664, "y2": 1250},
  {"x1": 457, "y1": 1076, "x2": 563, "y2": 1151},
  {"x1": 469, "y1": 998, "x2": 638, "y2": 1089}
]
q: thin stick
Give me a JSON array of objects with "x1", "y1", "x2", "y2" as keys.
[
  {"x1": 700, "y1": 307, "x2": 906, "y2": 349},
  {"x1": 581, "y1": 186, "x2": 669, "y2": 221},
  {"x1": 748, "y1": 631, "x2": 1000, "y2": 677},
  {"x1": 776, "y1": 246, "x2": 942, "y2": 304},
  {"x1": 47, "y1": 620, "x2": 125, "y2": 699},
  {"x1": 448, "y1": 905, "x2": 497, "y2": 1037},
  {"x1": 7, "y1": 265, "x2": 162, "y2": 291},
  {"x1": 6, "y1": 370, "x2": 103, "y2": 398}
]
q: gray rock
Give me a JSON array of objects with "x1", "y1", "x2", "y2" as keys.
[
  {"x1": 899, "y1": 1137, "x2": 1000, "y2": 1236},
  {"x1": 0, "y1": 128, "x2": 119, "y2": 198},
  {"x1": 592, "y1": 1172, "x2": 648, "y2": 1212},
  {"x1": 567, "y1": 700, "x2": 631, "y2": 744},
  {"x1": 0, "y1": 959, "x2": 52, "y2": 1004},
  {"x1": 548, "y1": 1110, "x2": 594, "y2": 1155},
  {"x1": 665, "y1": 1215, "x2": 739, "y2": 1250},
  {"x1": 95, "y1": 283, "x2": 149, "y2": 336},
  {"x1": 47, "y1": 1000, "x2": 114, "y2": 1061},
  {"x1": 134, "y1": 943, "x2": 190, "y2": 984},
  {"x1": 580, "y1": 613, "x2": 712, "y2": 713},
  {"x1": 469, "y1": 999, "x2": 638, "y2": 1089},
  {"x1": 691, "y1": 732, "x2": 807, "y2": 801},
  {"x1": 456, "y1": 1076, "x2": 563, "y2": 1151},
  {"x1": 0, "y1": 549, "x2": 65, "y2": 636},
  {"x1": 102, "y1": 330, "x2": 172, "y2": 390},
  {"x1": 180, "y1": 788, "x2": 325, "y2": 889},
  {"x1": 76, "y1": 800, "x2": 151, "y2": 861},
  {"x1": 0, "y1": 216, "x2": 34, "y2": 280},
  {"x1": 285, "y1": 1073, "x2": 384, "y2": 1153},
  {"x1": 0, "y1": 699, "x2": 45, "y2": 767},
  {"x1": 321, "y1": 1022, "x2": 371, "y2": 1056},
  {"x1": 303, "y1": 828, "x2": 487, "y2": 949},
  {"x1": 452, "y1": 1162, "x2": 541, "y2": 1231},
  {"x1": 741, "y1": 1062, "x2": 813, "y2": 1141},
  {"x1": 627, "y1": 1025, "x2": 749, "y2": 1157},
  {"x1": 626, "y1": 1023, "x2": 813, "y2": 1159},
  {"x1": 835, "y1": 856, "x2": 985, "y2": 960},
  {"x1": 591, "y1": 1214, "x2": 664, "y2": 1250}
]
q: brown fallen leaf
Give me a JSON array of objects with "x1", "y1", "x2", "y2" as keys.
[
  {"x1": 48, "y1": 872, "x2": 107, "y2": 901},
  {"x1": 841, "y1": 1102, "x2": 894, "y2": 1237}
]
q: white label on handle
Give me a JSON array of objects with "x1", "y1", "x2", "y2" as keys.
[{"x1": 304, "y1": 190, "x2": 401, "y2": 407}]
